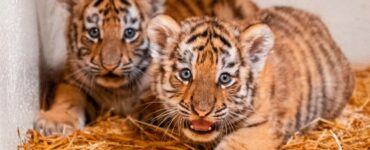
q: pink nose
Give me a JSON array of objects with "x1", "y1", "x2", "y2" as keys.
[
  {"x1": 103, "y1": 63, "x2": 119, "y2": 72},
  {"x1": 193, "y1": 107, "x2": 213, "y2": 117}
]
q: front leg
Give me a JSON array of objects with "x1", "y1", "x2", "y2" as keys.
[
  {"x1": 34, "y1": 83, "x2": 87, "y2": 136},
  {"x1": 216, "y1": 122, "x2": 283, "y2": 150}
]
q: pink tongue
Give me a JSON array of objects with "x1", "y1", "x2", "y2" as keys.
[{"x1": 191, "y1": 119, "x2": 213, "y2": 131}]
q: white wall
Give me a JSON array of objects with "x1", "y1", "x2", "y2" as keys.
[
  {"x1": 256, "y1": 0, "x2": 370, "y2": 65},
  {"x1": 0, "y1": 0, "x2": 40, "y2": 149},
  {"x1": 37, "y1": 0, "x2": 68, "y2": 73},
  {"x1": 36, "y1": 0, "x2": 370, "y2": 71}
]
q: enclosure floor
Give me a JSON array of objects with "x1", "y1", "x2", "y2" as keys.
[{"x1": 19, "y1": 68, "x2": 370, "y2": 150}]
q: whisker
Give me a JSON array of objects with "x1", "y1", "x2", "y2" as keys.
[
  {"x1": 162, "y1": 112, "x2": 177, "y2": 140},
  {"x1": 64, "y1": 67, "x2": 89, "y2": 80},
  {"x1": 153, "y1": 109, "x2": 177, "y2": 126}
]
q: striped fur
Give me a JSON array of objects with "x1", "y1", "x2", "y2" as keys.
[
  {"x1": 34, "y1": 0, "x2": 163, "y2": 136},
  {"x1": 164, "y1": 0, "x2": 258, "y2": 22},
  {"x1": 146, "y1": 6, "x2": 355, "y2": 150}
]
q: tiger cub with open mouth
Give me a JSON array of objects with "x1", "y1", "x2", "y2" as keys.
[{"x1": 146, "y1": 7, "x2": 354, "y2": 149}]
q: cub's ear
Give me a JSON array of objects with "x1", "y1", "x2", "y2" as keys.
[
  {"x1": 137, "y1": 0, "x2": 165, "y2": 18},
  {"x1": 240, "y1": 24, "x2": 274, "y2": 78},
  {"x1": 147, "y1": 15, "x2": 180, "y2": 60},
  {"x1": 58, "y1": 0, "x2": 80, "y2": 12}
]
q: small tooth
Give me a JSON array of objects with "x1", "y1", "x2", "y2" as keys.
[
  {"x1": 190, "y1": 125, "x2": 194, "y2": 129},
  {"x1": 208, "y1": 127, "x2": 212, "y2": 131}
]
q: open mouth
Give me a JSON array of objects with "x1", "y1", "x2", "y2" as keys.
[
  {"x1": 102, "y1": 72, "x2": 122, "y2": 79},
  {"x1": 184, "y1": 119, "x2": 219, "y2": 134}
]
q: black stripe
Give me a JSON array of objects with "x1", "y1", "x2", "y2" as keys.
[
  {"x1": 120, "y1": 7, "x2": 129, "y2": 13},
  {"x1": 226, "y1": 62, "x2": 236, "y2": 68},
  {"x1": 186, "y1": 30, "x2": 209, "y2": 44},
  {"x1": 232, "y1": 98, "x2": 245, "y2": 105},
  {"x1": 194, "y1": 46, "x2": 205, "y2": 51},
  {"x1": 304, "y1": 71, "x2": 313, "y2": 124},
  {"x1": 196, "y1": 0, "x2": 206, "y2": 14},
  {"x1": 130, "y1": 18, "x2": 138, "y2": 24},
  {"x1": 86, "y1": 14, "x2": 98, "y2": 23},
  {"x1": 103, "y1": 8, "x2": 110, "y2": 16},
  {"x1": 110, "y1": 0, "x2": 120, "y2": 14},
  {"x1": 71, "y1": 23, "x2": 78, "y2": 50},
  {"x1": 209, "y1": 0, "x2": 218, "y2": 8},
  {"x1": 94, "y1": 0, "x2": 104, "y2": 7},
  {"x1": 120, "y1": 0, "x2": 131, "y2": 6},
  {"x1": 188, "y1": 21, "x2": 210, "y2": 34},
  {"x1": 229, "y1": 0, "x2": 245, "y2": 19},
  {"x1": 178, "y1": 0, "x2": 196, "y2": 16},
  {"x1": 183, "y1": 0, "x2": 202, "y2": 16},
  {"x1": 186, "y1": 36, "x2": 198, "y2": 45},
  {"x1": 315, "y1": 27, "x2": 338, "y2": 118},
  {"x1": 214, "y1": 104, "x2": 226, "y2": 114},
  {"x1": 213, "y1": 33, "x2": 231, "y2": 48},
  {"x1": 247, "y1": 70, "x2": 254, "y2": 85}
]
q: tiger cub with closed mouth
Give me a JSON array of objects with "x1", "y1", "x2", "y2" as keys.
[
  {"x1": 34, "y1": 0, "x2": 163, "y2": 136},
  {"x1": 146, "y1": 7, "x2": 354, "y2": 149}
]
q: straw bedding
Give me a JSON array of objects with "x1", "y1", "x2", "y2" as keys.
[{"x1": 19, "y1": 68, "x2": 370, "y2": 150}]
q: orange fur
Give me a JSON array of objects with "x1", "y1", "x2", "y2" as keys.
[
  {"x1": 34, "y1": 0, "x2": 163, "y2": 136},
  {"x1": 146, "y1": 6, "x2": 354, "y2": 149}
]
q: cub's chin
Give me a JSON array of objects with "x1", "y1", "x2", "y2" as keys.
[
  {"x1": 96, "y1": 74, "x2": 128, "y2": 89},
  {"x1": 182, "y1": 128, "x2": 221, "y2": 143}
]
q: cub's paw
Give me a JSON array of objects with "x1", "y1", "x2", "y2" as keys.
[{"x1": 34, "y1": 110, "x2": 83, "y2": 136}]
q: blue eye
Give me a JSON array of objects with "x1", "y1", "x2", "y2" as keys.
[
  {"x1": 124, "y1": 28, "x2": 136, "y2": 39},
  {"x1": 88, "y1": 27, "x2": 100, "y2": 38},
  {"x1": 179, "y1": 68, "x2": 192, "y2": 81},
  {"x1": 219, "y1": 73, "x2": 232, "y2": 85}
]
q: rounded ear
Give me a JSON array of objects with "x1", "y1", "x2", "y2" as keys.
[
  {"x1": 240, "y1": 24, "x2": 274, "y2": 78},
  {"x1": 147, "y1": 15, "x2": 180, "y2": 59}
]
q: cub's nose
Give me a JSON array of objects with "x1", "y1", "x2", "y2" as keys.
[
  {"x1": 100, "y1": 40, "x2": 122, "y2": 72},
  {"x1": 102, "y1": 63, "x2": 119, "y2": 72},
  {"x1": 192, "y1": 104, "x2": 213, "y2": 117}
]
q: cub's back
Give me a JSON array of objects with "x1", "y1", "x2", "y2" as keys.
[
  {"x1": 255, "y1": 7, "x2": 355, "y2": 136},
  {"x1": 164, "y1": 0, "x2": 258, "y2": 22}
]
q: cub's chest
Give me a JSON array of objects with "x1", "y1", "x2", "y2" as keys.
[{"x1": 87, "y1": 87, "x2": 145, "y2": 115}]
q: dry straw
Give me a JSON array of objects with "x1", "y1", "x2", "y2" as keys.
[{"x1": 19, "y1": 68, "x2": 370, "y2": 150}]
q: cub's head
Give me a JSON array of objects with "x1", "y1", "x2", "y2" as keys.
[
  {"x1": 60, "y1": 0, "x2": 163, "y2": 88},
  {"x1": 148, "y1": 15, "x2": 273, "y2": 142}
]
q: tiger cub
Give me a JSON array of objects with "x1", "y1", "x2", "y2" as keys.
[
  {"x1": 146, "y1": 7, "x2": 354, "y2": 149},
  {"x1": 34, "y1": 0, "x2": 163, "y2": 136}
]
